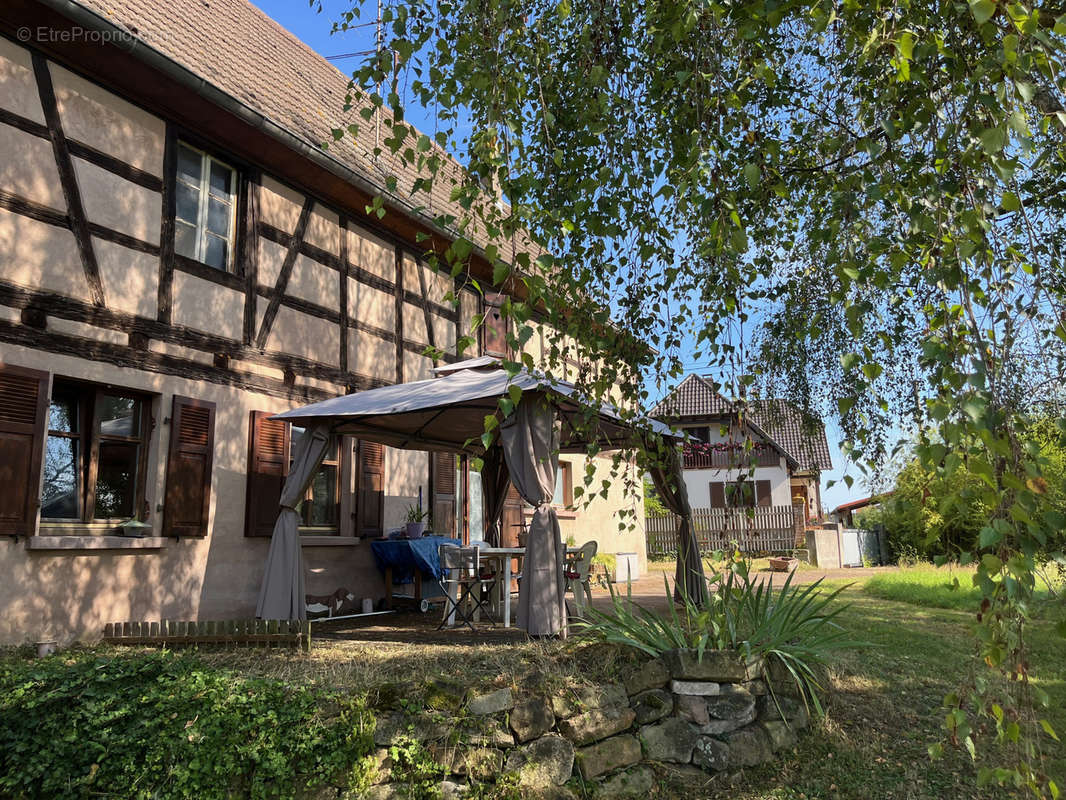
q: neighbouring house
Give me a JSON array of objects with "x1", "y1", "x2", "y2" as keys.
[
  {"x1": 0, "y1": 0, "x2": 643, "y2": 644},
  {"x1": 650, "y1": 374, "x2": 833, "y2": 552}
]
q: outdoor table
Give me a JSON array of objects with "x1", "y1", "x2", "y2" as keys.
[
  {"x1": 474, "y1": 545, "x2": 580, "y2": 629},
  {"x1": 370, "y1": 535, "x2": 460, "y2": 611}
]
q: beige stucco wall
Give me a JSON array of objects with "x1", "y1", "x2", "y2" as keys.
[
  {"x1": 551, "y1": 455, "x2": 647, "y2": 573},
  {"x1": 50, "y1": 62, "x2": 165, "y2": 175},
  {"x1": 349, "y1": 224, "x2": 393, "y2": 280},
  {"x1": 0, "y1": 343, "x2": 387, "y2": 646},
  {"x1": 384, "y1": 449, "x2": 429, "y2": 531},
  {"x1": 0, "y1": 37, "x2": 45, "y2": 124},
  {"x1": 349, "y1": 328, "x2": 395, "y2": 382},
  {"x1": 0, "y1": 125, "x2": 64, "y2": 207},
  {"x1": 0, "y1": 208, "x2": 90, "y2": 302},
  {"x1": 93, "y1": 238, "x2": 159, "y2": 318}
]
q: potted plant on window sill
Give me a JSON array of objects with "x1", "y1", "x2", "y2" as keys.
[{"x1": 405, "y1": 505, "x2": 430, "y2": 539}]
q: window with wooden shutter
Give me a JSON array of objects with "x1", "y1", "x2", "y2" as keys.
[
  {"x1": 756, "y1": 479, "x2": 772, "y2": 507},
  {"x1": 709, "y1": 481, "x2": 725, "y2": 509},
  {"x1": 356, "y1": 440, "x2": 385, "y2": 538},
  {"x1": 431, "y1": 451, "x2": 457, "y2": 537},
  {"x1": 483, "y1": 292, "x2": 509, "y2": 357},
  {"x1": 0, "y1": 364, "x2": 49, "y2": 537},
  {"x1": 245, "y1": 411, "x2": 289, "y2": 537},
  {"x1": 163, "y1": 395, "x2": 215, "y2": 537}
]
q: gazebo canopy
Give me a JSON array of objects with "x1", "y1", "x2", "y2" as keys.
[
  {"x1": 272, "y1": 358, "x2": 676, "y2": 453},
  {"x1": 257, "y1": 357, "x2": 706, "y2": 631}
]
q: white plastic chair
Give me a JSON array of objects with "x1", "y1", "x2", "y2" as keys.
[{"x1": 564, "y1": 540, "x2": 597, "y2": 617}]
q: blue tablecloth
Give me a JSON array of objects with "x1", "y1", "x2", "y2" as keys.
[{"x1": 370, "y1": 535, "x2": 461, "y2": 585}]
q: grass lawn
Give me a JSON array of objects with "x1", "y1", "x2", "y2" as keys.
[
  {"x1": 1, "y1": 568, "x2": 1062, "y2": 799},
  {"x1": 862, "y1": 561, "x2": 1061, "y2": 611}
]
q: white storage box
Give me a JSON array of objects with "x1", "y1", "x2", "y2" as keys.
[{"x1": 614, "y1": 552, "x2": 640, "y2": 583}]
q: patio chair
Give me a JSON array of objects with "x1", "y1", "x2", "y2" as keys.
[
  {"x1": 564, "y1": 540, "x2": 597, "y2": 617},
  {"x1": 438, "y1": 544, "x2": 498, "y2": 631}
]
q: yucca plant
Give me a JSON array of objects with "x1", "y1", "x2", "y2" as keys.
[
  {"x1": 717, "y1": 563, "x2": 859, "y2": 716},
  {"x1": 575, "y1": 574, "x2": 729, "y2": 658},
  {"x1": 578, "y1": 555, "x2": 863, "y2": 717}
]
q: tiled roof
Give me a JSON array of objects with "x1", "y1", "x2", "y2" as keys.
[
  {"x1": 71, "y1": 0, "x2": 498, "y2": 248},
  {"x1": 650, "y1": 374, "x2": 733, "y2": 417},
  {"x1": 653, "y1": 375, "x2": 834, "y2": 472}
]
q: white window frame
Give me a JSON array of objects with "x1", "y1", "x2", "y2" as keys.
[{"x1": 175, "y1": 141, "x2": 239, "y2": 272}]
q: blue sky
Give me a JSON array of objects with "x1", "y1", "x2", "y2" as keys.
[{"x1": 251, "y1": 1, "x2": 871, "y2": 513}]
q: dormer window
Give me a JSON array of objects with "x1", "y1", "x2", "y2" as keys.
[{"x1": 174, "y1": 141, "x2": 238, "y2": 271}]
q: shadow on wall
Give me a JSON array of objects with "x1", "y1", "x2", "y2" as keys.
[{"x1": 8, "y1": 541, "x2": 205, "y2": 645}]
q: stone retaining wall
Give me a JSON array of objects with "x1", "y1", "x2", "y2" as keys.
[{"x1": 363, "y1": 649, "x2": 815, "y2": 799}]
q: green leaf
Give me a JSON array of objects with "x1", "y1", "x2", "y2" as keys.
[
  {"x1": 968, "y1": 0, "x2": 996, "y2": 24},
  {"x1": 978, "y1": 526, "x2": 1002, "y2": 548},
  {"x1": 492, "y1": 262, "x2": 510, "y2": 286},
  {"x1": 862, "y1": 363, "x2": 883, "y2": 380},
  {"x1": 743, "y1": 163, "x2": 761, "y2": 190},
  {"x1": 979, "y1": 127, "x2": 1006, "y2": 154},
  {"x1": 1040, "y1": 719, "x2": 1060, "y2": 741},
  {"x1": 897, "y1": 31, "x2": 915, "y2": 61},
  {"x1": 1001, "y1": 191, "x2": 1020, "y2": 211}
]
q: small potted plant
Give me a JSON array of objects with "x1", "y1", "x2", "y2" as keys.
[{"x1": 405, "y1": 504, "x2": 429, "y2": 538}]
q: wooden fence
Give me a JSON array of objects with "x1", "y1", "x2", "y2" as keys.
[
  {"x1": 102, "y1": 619, "x2": 311, "y2": 651},
  {"x1": 646, "y1": 505, "x2": 802, "y2": 556}
]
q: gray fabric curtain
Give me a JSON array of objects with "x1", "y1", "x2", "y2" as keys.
[
  {"x1": 255, "y1": 423, "x2": 333, "y2": 620},
  {"x1": 480, "y1": 444, "x2": 510, "y2": 546},
  {"x1": 500, "y1": 398, "x2": 567, "y2": 638},
  {"x1": 648, "y1": 443, "x2": 708, "y2": 606}
]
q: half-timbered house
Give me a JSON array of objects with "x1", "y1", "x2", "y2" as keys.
[{"x1": 0, "y1": 0, "x2": 645, "y2": 644}]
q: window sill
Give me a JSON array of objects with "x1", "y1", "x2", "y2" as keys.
[
  {"x1": 523, "y1": 508, "x2": 579, "y2": 520},
  {"x1": 300, "y1": 536, "x2": 360, "y2": 547},
  {"x1": 26, "y1": 535, "x2": 168, "y2": 551}
]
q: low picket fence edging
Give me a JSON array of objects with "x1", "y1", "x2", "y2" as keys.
[{"x1": 102, "y1": 619, "x2": 311, "y2": 651}]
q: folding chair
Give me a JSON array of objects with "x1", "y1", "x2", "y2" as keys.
[
  {"x1": 438, "y1": 545, "x2": 498, "y2": 631},
  {"x1": 564, "y1": 540, "x2": 597, "y2": 617}
]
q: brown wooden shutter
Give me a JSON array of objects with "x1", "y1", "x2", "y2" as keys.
[
  {"x1": 163, "y1": 395, "x2": 215, "y2": 537},
  {"x1": 483, "y1": 292, "x2": 509, "y2": 357},
  {"x1": 500, "y1": 483, "x2": 524, "y2": 547},
  {"x1": 561, "y1": 462, "x2": 574, "y2": 507},
  {"x1": 431, "y1": 450, "x2": 457, "y2": 537},
  {"x1": 245, "y1": 411, "x2": 290, "y2": 537},
  {"x1": 356, "y1": 440, "x2": 385, "y2": 537},
  {"x1": 756, "y1": 479, "x2": 772, "y2": 507},
  {"x1": 709, "y1": 481, "x2": 725, "y2": 509},
  {"x1": 0, "y1": 364, "x2": 49, "y2": 537}
]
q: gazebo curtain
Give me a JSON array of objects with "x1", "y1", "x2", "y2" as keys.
[
  {"x1": 479, "y1": 444, "x2": 511, "y2": 546},
  {"x1": 648, "y1": 443, "x2": 708, "y2": 606},
  {"x1": 255, "y1": 423, "x2": 333, "y2": 620},
  {"x1": 500, "y1": 399, "x2": 567, "y2": 638}
]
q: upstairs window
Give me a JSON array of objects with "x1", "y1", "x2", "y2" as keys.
[{"x1": 175, "y1": 142, "x2": 238, "y2": 271}]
